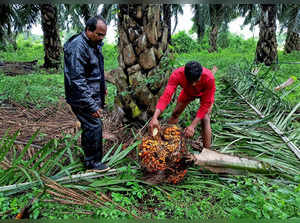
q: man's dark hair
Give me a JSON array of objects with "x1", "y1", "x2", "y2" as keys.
[
  {"x1": 184, "y1": 61, "x2": 202, "y2": 83},
  {"x1": 85, "y1": 15, "x2": 107, "y2": 32}
]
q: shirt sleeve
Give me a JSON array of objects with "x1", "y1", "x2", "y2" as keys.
[
  {"x1": 156, "y1": 71, "x2": 179, "y2": 112},
  {"x1": 196, "y1": 78, "x2": 216, "y2": 119}
]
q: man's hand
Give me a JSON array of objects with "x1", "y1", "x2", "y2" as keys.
[
  {"x1": 149, "y1": 118, "x2": 160, "y2": 136},
  {"x1": 184, "y1": 125, "x2": 195, "y2": 138},
  {"x1": 91, "y1": 108, "x2": 102, "y2": 118},
  {"x1": 212, "y1": 66, "x2": 218, "y2": 75},
  {"x1": 149, "y1": 109, "x2": 162, "y2": 136},
  {"x1": 184, "y1": 152, "x2": 196, "y2": 163}
]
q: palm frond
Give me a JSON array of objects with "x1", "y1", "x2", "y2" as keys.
[
  {"x1": 42, "y1": 175, "x2": 141, "y2": 219},
  {"x1": 218, "y1": 62, "x2": 300, "y2": 178},
  {"x1": 171, "y1": 4, "x2": 184, "y2": 34},
  {"x1": 100, "y1": 4, "x2": 118, "y2": 25},
  {"x1": 0, "y1": 130, "x2": 82, "y2": 195},
  {"x1": 191, "y1": 4, "x2": 209, "y2": 41}
]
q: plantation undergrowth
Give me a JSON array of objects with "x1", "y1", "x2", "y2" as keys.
[{"x1": 0, "y1": 33, "x2": 299, "y2": 220}]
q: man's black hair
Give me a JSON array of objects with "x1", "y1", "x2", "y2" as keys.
[
  {"x1": 85, "y1": 15, "x2": 107, "y2": 32},
  {"x1": 184, "y1": 61, "x2": 202, "y2": 83}
]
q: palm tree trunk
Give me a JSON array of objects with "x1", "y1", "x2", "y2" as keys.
[
  {"x1": 255, "y1": 4, "x2": 278, "y2": 66},
  {"x1": 192, "y1": 148, "x2": 274, "y2": 174},
  {"x1": 208, "y1": 4, "x2": 223, "y2": 52},
  {"x1": 209, "y1": 24, "x2": 218, "y2": 52},
  {"x1": 0, "y1": 4, "x2": 11, "y2": 44},
  {"x1": 163, "y1": 4, "x2": 172, "y2": 43},
  {"x1": 284, "y1": 6, "x2": 300, "y2": 53},
  {"x1": 79, "y1": 4, "x2": 91, "y2": 24},
  {"x1": 6, "y1": 20, "x2": 18, "y2": 51},
  {"x1": 193, "y1": 4, "x2": 205, "y2": 42},
  {"x1": 40, "y1": 4, "x2": 62, "y2": 69},
  {"x1": 284, "y1": 25, "x2": 300, "y2": 53},
  {"x1": 101, "y1": 4, "x2": 113, "y2": 21},
  {"x1": 113, "y1": 4, "x2": 170, "y2": 122}
]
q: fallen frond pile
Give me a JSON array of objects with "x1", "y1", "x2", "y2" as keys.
[{"x1": 42, "y1": 176, "x2": 141, "y2": 219}]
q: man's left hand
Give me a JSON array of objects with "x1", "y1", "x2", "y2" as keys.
[
  {"x1": 91, "y1": 108, "x2": 102, "y2": 118},
  {"x1": 184, "y1": 125, "x2": 195, "y2": 138}
]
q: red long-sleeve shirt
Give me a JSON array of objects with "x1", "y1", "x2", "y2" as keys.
[{"x1": 156, "y1": 66, "x2": 216, "y2": 119}]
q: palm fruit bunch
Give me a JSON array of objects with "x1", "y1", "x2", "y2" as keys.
[{"x1": 139, "y1": 125, "x2": 189, "y2": 184}]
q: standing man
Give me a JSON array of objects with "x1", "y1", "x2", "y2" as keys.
[
  {"x1": 149, "y1": 61, "x2": 217, "y2": 149},
  {"x1": 64, "y1": 15, "x2": 109, "y2": 172}
]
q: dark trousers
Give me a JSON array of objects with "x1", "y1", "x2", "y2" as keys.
[{"x1": 71, "y1": 106, "x2": 103, "y2": 162}]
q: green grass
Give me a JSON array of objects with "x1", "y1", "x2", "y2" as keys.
[
  {"x1": 0, "y1": 171, "x2": 299, "y2": 220},
  {"x1": 0, "y1": 35, "x2": 119, "y2": 109},
  {"x1": 0, "y1": 34, "x2": 44, "y2": 65},
  {"x1": 0, "y1": 72, "x2": 64, "y2": 108}
]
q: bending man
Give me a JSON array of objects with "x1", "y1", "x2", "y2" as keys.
[{"x1": 149, "y1": 61, "x2": 217, "y2": 148}]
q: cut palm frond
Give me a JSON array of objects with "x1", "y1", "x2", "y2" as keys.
[
  {"x1": 233, "y1": 87, "x2": 300, "y2": 159},
  {"x1": 218, "y1": 62, "x2": 300, "y2": 179},
  {"x1": 0, "y1": 131, "x2": 82, "y2": 194},
  {"x1": 0, "y1": 165, "x2": 139, "y2": 195},
  {"x1": 42, "y1": 176, "x2": 141, "y2": 219}
]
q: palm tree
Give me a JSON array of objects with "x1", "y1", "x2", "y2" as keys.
[
  {"x1": 192, "y1": 4, "x2": 207, "y2": 41},
  {"x1": 100, "y1": 4, "x2": 182, "y2": 41},
  {"x1": 191, "y1": 4, "x2": 238, "y2": 52},
  {"x1": 237, "y1": 4, "x2": 279, "y2": 65},
  {"x1": 58, "y1": 4, "x2": 100, "y2": 33},
  {"x1": 278, "y1": 4, "x2": 300, "y2": 54},
  {"x1": 163, "y1": 4, "x2": 183, "y2": 43},
  {"x1": 0, "y1": 4, "x2": 62, "y2": 69},
  {"x1": 208, "y1": 4, "x2": 225, "y2": 52},
  {"x1": 101, "y1": 4, "x2": 182, "y2": 121},
  {"x1": 112, "y1": 4, "x2": 170, "y2": 121},
  {"x1": 255, "y1": 4, "x2": 278, "y2": 66},
  {"x1": 0, "y1": 4, "x2": 14, "y2": 48},
  {"x1": 0, "y1": 4, "x2": 40, "y2": 50},
  {"x1": 40, "y1": 4, "x2": 62, "y2": 69}
]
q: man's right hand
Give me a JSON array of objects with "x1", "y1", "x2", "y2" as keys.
[
  {"x1": 91, "y1": 108, "x2": 102, "y2": 118},
  {"x1": 149, "y1": 118, "x2": 160, "y2": 136},
  {"x1": 212, "y1": 66, "x2": 218, "y2": 75}
]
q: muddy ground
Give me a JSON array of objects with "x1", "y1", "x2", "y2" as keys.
[{"x1": 0, "y1": 98, "x2": 135, "y2": 156}]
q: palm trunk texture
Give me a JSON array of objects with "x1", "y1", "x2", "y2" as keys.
[
  {"x1": 41, "y1": 4, "x2": 62, "y2": 69},
  {"x1": 208, "y1": 4, "x2": 223, "y2": 52},
  {"x1": 284, "y1": 17, "x2": 300, "y2": 53},
  {"x1": 111, "y1": 4, "x2": 170, "y2": 122},
  {"x1": 255, "y1": 4, "x2": 278, "y2": 66}
]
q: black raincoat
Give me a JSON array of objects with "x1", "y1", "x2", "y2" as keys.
[
  {"x1": 63, "y1": 32, "x2": 106, "y2": 162},
  {"x1": 64, "y1": 32, "x2": 105, "y2": 113}
]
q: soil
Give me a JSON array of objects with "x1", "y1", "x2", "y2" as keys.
[
  {"x1": 0, "y1": 98, "x2": 134, "y2": 159},
  {"x1": 0, "y1": 60, "x2": 38, "y2": 76}
]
